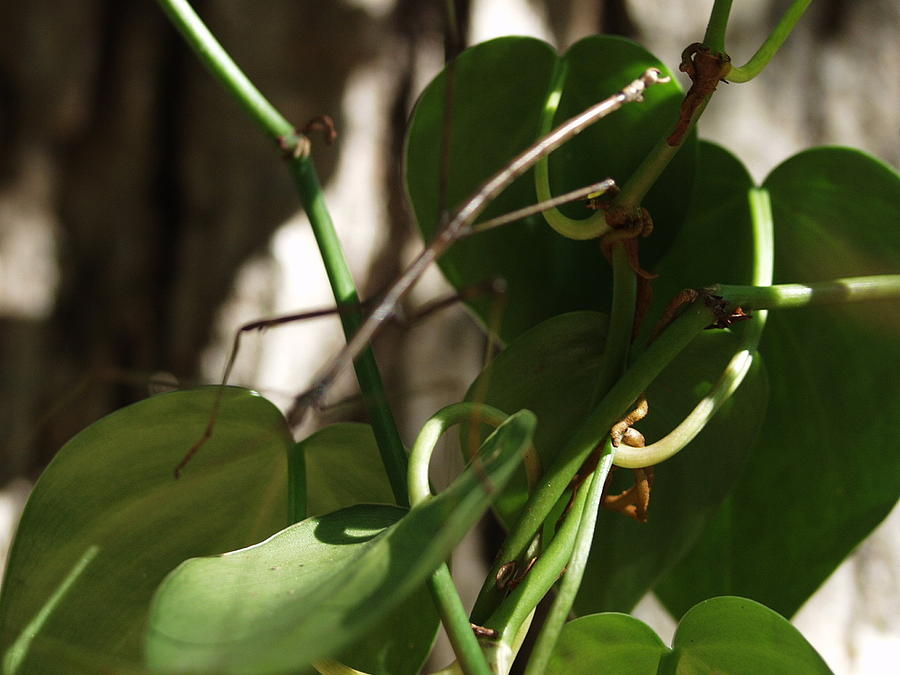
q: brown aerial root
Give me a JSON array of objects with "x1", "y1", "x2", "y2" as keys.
[
  {"x1": 602, "y1": 465, "x2": 654, "y2": 523},
  {"x1": 605, "y1": 397, "x2": 654, "y2": 522},
  {"x1": 610, "y1": 396, "x2": 649, "y2": 447},
  {"x1": 302, "y1": 114, "x2": 338, "y2": 145},
  {"x1": 668, "y1": 43, "x2": 732, "y2": 146}
]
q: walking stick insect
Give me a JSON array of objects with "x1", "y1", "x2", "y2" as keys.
[{"x1": 176, "y1": 68, "x2": 667, "y2": 476}]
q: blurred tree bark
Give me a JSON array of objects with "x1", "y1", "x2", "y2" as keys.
[{"x1": 0, "y1": 0, "x2": 374, "y2": 479}]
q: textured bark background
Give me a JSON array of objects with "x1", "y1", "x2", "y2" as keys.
[{"x1": 0, "y1": 0, "x2": 897, "y2": 671}]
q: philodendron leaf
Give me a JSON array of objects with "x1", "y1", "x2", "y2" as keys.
[
  {"x1": 300, "y1": 423, "x2": 397, "y2": 516},
  {"x1": 464, "y1": 310, "x2": 767, "y2": 613},
  {"x1": 406, "y1": 35, "x2": 695, "y2": 342},
  {"x1": 295, "y1": 423, "x2": 438, "y2": 675},
  {"x1": 657, "y1": 147, "x2": 900, "y2": 618},
  {"x1": 548, "y1": 597, "x2": 832, "y2": 674},
  {"x1": 546, "y1": 612, "x2": 667, "y2": 674},
  {"x1": 0, "y1": 387, "x2": 290, "y2": 673},
  {"x1": 145, "y1": 411, "x2": 536, "y2": 673}
]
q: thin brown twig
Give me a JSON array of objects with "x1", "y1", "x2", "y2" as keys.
[
  {"x1": 289, "y1": 68, "x2": 671, "y2": 421},
  {"x1": 464, "y1": 179, "x2": 616, "y2": 237}
]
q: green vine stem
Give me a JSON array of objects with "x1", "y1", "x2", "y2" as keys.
[
  {"x1": 726, "y1": 0, "x2": 812, "y2": 83},
  {"x1": 616, "y1": 185, "x2": 773, "y2": 469},
  {"x1": 703, "y1": 0, "x2": 734, "y2": 52},
  {"x1": 155, "y1": 0, "x2": 409, "y2": 505},
  {"x1": 533, "y1": 61, "x2": 611, "y2": 240},
  {"x1": 614, "y1": 0, "x2": 811, "y2": 212},
  {"x1": 408, "y1": 403, "x2": 522, "y2": 675},
  {"x1": 524, "y1": 440, "x2": 617, "y2": 675},
  {"x1": 717, "y1": 275, "x2": 900, "y2": 310},
  {"x1": 482, "y1": 470, "x2": 594, "y2": 662},
  {"x1": 471, "y1": 299, "x2": 715, "y2": 622},
  {"x1": 591, "y1": 244, "x2": 638, "y2": 406}
]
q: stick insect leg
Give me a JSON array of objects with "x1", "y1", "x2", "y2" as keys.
[
  {"x1": 173, "y1": 306, "x2": 347, "y2": 478},
  {"x1": 176, "y1": 279, "x2": 510, "y2": 476}
]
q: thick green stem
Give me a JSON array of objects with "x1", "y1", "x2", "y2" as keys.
[
  {"x1": 429, "y1": 565, "x2": 491, "y2": 675},
  {"x1": 727, "y1": 0, "x2": 812, "y2": 83},
  {"x1": 156, "y1": 0, "x2": 408, "y2": 505},
  {"x1": 717, "y1": 275, "x2": 900, "y2": 310},
  {"x1": 591, "y1": 245, "x2": 637, "y2": 406},
  {"x1": 408, "y1": 403, "x2": 519, "y2": 675},
  {"x1": 470, "y1": 301, "x2": 714, "y2": 622},
  {"x1": 483, "y1": 472, "x2": 593, "y2": 646},
  {"x1": 703, "y1": 0, "x2": 734, "y2": 52},
  {"x1": 524, "y1": 440, "x2": 616, "y2": 675},
  {"x1": 289, "y1": 163, "x2": 409, "y2": 506}
]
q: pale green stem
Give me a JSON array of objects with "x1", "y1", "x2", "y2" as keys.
[
  {"x1": 615, "y1": 186, "x2": 773, "y2": 468},
  {"x1": 718, "y1": 275, "x2": 900, "y2": 310},
  {"x1": 727, "y1": 0, "x2": 812, "y2": 83},
  {"x1": 155, "y1": 0, "x2": 298, "y2": 146},
  {"x1": 533, "y1": 61, "x2": 612, "y2": 240},
  {"x1": 591, "y1": 245, "x2": 637, "y2": 407},
  {"x1": 408, "y1": 403, "x2": 519, "y2": 675},
  {"x1": 703, "y1": 0, "x2": 734, "y2": 52},
  {"x1": 483, "y1": 472, "x2": 594, "y2": 651},
  {"x1": 524, "y1": 440, "x2": 616, "y2": 675}
]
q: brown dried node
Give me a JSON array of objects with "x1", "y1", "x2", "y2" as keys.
[
  {"x1": 649, "y1": 288, "x2": 753, "y2": 343},
  {"x1": 668, "y1": 42, "x2": 732, "y2": 146},
  {"x1": 604, "y1": 397, "x2": 654, "y2": 522}
]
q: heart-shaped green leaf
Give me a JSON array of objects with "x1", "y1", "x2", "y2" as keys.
[
  {"x1": 548, "y1": 597, "x2": 832, "y2": 674},
  {"x1": 464, "y1": 310, "x2": 767, "y2": 613},
  {"x1": 0, "y1": 387, "x2": 290, "y2": 673},
  {"x1": 656, "y1": 148, "x2": 900, "y2": 618},
  {"x1": 405, "y1": 35, "x2": 695, "y2": 341},
  {"x1": 300, "y1": 423, "x2": 397, "y2": 516},
  {"x1": 547, "y1": 612, "x2": 667, "y2": 674},
  {"x1": 145, "y1": 411, "x2": 536, "y2": 673},
  {"x1": 295, "y1": 423, "x2": 438, "y2": 675}
]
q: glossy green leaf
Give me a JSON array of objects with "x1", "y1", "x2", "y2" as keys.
[
  {"x1": 0, "y1": 387, "x2": 290, "y2": 673},
  {"x1": 667, "y1": 597, "x2": 832, "y2": 674},
  {"x1": 145, "y1": 411, "x2": 536, "y2": 673},
  {"x1": 301, "y1": 423, "x2": 397, "y2": 515},
  {"x1": 547, "y1": 613, "x2": 666, "y2": 674},
  {"x1": 464, "y1": 310, "x2": 767, "y2": 612},
  {"x1": 548, "y1": 597, "x2": 832, "y2": 674},
  {"x1": 405, "y1": 35, "x2": 695, "y2": 341},
  {"x1": 296, "y1": 423, "x2": 438, "y2": 675},
  {"x1": 657, "y1": 148, "x2": 900, "y2": 618}
]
